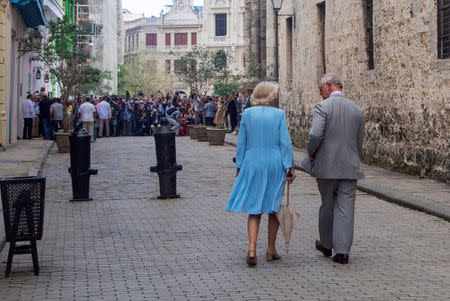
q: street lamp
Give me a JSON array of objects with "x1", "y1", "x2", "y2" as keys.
[
  {"x1": 272, "y1": 0, "x2": 283, "y2": 107},
  {"x1": 35, "y1": 67, "x2": 41, "y2": 80}
]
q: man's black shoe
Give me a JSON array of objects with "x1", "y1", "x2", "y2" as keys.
[
  {"x1": 333, "y1": 254, "x2": 349, "y2": 264},
  {"x1": 315, "y1": 239, "x2": 332, "y2": 257}
]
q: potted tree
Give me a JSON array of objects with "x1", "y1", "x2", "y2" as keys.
[{"x1": 21, "y1": 17, "x2": 103, "y2": 152}]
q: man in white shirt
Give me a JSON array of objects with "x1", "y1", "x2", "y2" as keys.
[
  {"x1": 78, "y1": 97, "x2": 97, "y2": 142},
  {"x1": 22, "y1": 93, "x2": 36, "y2": 139},
  {"x1": 97, "y1": 96, "x2": 111, "y2": 138}
]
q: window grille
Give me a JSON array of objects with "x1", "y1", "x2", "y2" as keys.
[
  {"x1": 438, "y1": 0, "x2": 450, "y2": 59},
  {"x1": 191, "y1": 32, "x2": 197, "y2": 45},
  {"x1": 146, "y1": 33, "x2": 157, "y2": 46},
  {"x1": 215, "y1": 14, "x2": 227, "y2": 36},
  {"x1": 166, "y1": 33, "x2": 171, "y2": 46},
  {"x1": 365, "y1": 0, "x2": 374, "y2": 69},
  {"x1": 175, "y1": 33, "x2": 188, "y2": 46}
]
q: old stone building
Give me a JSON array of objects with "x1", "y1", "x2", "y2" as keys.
[
  {"x1": 202, "y1": 0, "x2": 246, "y2": 75},
  {"x1": 124, "y1": 0, "x2": 202, "y2": 92},
  {"x1": 246, "y1": 0, "x2": 449, "y2": 183},
  {"x1": 124, "y1": 0, "x2": 246, "y2": 93}
]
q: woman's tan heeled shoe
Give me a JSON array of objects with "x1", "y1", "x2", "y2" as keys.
[
  {"x1": 246, "y1": 250, "x2": 257, "y2": 266},
  {"x1": 266, "y1": 250, "x2": 281, "y2": 261}
]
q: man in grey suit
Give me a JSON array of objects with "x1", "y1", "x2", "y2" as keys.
[{"x1": 301, "y1": 73, "x2": 365, "y2": 264}]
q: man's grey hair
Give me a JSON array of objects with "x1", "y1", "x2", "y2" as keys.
[{"x1": 320, "y1": 73, "x2": 343, "y2": 89}]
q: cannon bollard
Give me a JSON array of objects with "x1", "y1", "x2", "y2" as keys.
[
  {"x1": 150, "y1": 118, "x2": 182, "y2": 199},
  {"x1": 68, "y1": 126, "x2": 98, "y2": 201}
]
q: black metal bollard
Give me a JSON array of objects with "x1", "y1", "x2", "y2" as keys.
[
  {"x1": 150, "y1": 118, "x2": 182, "y2": 199},
  {"x1": 68, "y1": 127, "x2": 98, "y2": 201}
]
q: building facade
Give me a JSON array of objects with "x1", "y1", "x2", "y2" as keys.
[
  {"x1": 72, "y1": 0, "x2": 122, "y2": 93},
  {"x1": 124, "y1": 0, "x2": 246, "y2": 93},
  {"x1": 1, "y1": 0, "x2": 49, "y2": 148},
  {"x1": 124, "y1": 0, "x2": 202, "y2": 92},
  {"x1": 201, "y1": 0, "x2": 246, "y2": 75},
  {"x1": 247, "y1": 0, "x2": 450, "y2": 183},
  {"x1": 0, "y1": 0, "x2": 8, "y2": 149}
]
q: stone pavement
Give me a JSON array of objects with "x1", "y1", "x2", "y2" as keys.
[
  {"x1": 225, "y1": 134, "x2": 450, "y2": 221},
  {"x1": 0, "y1": 137, "x2": 449, "y2": 300},
  {"x1": 0, "y1": 138, "x2": 54, "y2": 249},
  {"x1": 0, "y1": 138, "x2": 53, "y2": 178}
]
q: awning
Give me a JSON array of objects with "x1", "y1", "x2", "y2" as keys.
[{"x1": 11, "y1": 0, "x2": 47, "y2": 28}]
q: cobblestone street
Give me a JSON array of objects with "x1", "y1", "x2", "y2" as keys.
[{"x1": 0, "y1": 137, "x2": 449, "y2": 300}]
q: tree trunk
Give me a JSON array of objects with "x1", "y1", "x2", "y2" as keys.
[{"x1": 61, "y1": 90, "x2": 72, "y2": 133}]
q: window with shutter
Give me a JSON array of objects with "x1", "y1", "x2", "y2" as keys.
[
  {"x1": 175, "y1": 33, "x2": 188, "y2": 46},
  {"x1": 215, "y1": 14, "x2": 227, "y2": 36},
  {"x1": 166, "y1": 33, "x2": 171, "y2": 46},
  {"x1": 146, "y1": 33, "x2": 157, "y2": 46},
  {"x1": 438, "y1": 0, "x2": 450, "y2": 59},
  {"x1": 191, "y1": 32, "x2": 197, "y2": 45}
]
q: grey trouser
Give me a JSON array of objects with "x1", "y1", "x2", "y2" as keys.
[
  {"x1": 98, "y1": 118, "x2": 110, "y2": 137},
  {"x1": 317, "y1": 179, "x2": 357, "y2": 254}
]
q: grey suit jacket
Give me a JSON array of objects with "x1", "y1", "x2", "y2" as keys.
[{"x1": 301, "y1": 93, "x2": 365, "y2": 179}]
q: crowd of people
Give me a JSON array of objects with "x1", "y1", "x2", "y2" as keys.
[{"x1": 22, "y1": 89, "x2": 253, "y2": 142}]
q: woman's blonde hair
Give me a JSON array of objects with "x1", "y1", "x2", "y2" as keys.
[{"x1": 250, "y1": 81, "x2": 279, "y2": 106}]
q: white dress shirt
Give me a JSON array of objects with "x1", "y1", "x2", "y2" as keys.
[
  {"x1": 79, "y1": 102, "x2": 96, "y2": 122},
  {"x1": 96, "y1": 100, "x2": 111, "y2": 119},
  {"x1": 22, "y1": 98, "x2": 35, "y2": 119}
]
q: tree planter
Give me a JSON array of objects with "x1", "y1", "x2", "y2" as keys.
[
  {"x1": 206, "y1": 128, "x2": 227, "y2": 145},
  {"x1": 187, "y1": 125, "x2": 195, "y2": 139},
  {"x1": 54, "y1": 132, "x2": 71, "y2": 153},
  {"x1": 189, "y1": 126, "x2": 199, "y2": 139},
  {"x1": 196, "y1": 126, "x2": 209, "y2": 142}
]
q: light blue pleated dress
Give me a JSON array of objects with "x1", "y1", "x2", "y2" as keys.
[{"x1": 226, "y1": 106, "x2": 294, "y2": 215}]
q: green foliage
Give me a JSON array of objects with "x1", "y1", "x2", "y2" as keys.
[
  {"x1": 20, "y1": 16, "x2": 104, "y2": 101},
  {"x1": 79, "y1": 70, "x2": 112, "y2": 95},
  {"x1": 245, "y1": 54, "x2": 266, "y2": 79},
  {"x1": 118, "y1": 51, "x2": 174, "y2": 96},
  {"x1": 214, "y1": 79, "x2": 242, "y2": 97},
  {"x1": 175, "y1": 47, "x2": 233, "y2": 96},
  {"x1": 242, "y1": 54, "x2": 267, "y2": 91}
]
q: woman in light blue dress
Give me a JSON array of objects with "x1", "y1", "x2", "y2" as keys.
[{"x1": 226, "y1": 81, "x2": 296, "y2": 266}]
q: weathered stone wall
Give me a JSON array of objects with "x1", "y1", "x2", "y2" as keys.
[
  {"x1": 275, "y1": 0, "x2": 449, "y2": 182},
  {"x1": 244, "y1": 0, "x2": 267, "y2": 78}
]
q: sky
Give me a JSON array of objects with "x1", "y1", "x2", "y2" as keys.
[{"x1": 122, "y1": 0, "x2": 204, "y2": 18}]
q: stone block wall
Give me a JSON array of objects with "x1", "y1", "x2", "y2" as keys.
[{"x1": 276, "y1": 0, "x2": 449, "y2": 182}]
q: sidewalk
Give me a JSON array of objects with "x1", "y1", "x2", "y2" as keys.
[
  {"x1": 224, "y1": 134, "x2": 450, "y2": 221},
  {"x1": 0, "y1": 138, "x2": 54, "y2": 250}
]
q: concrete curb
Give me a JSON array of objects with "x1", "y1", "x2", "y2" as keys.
[
  {"x1": 0, "y1": 140, "x2": 54, "y2": 251},
  {"x1": 224, "y1": 140, "x2": 450, "y2": 222},
  {"x1": 27, "y1": 140, "x2": 55, "y2": 177}
]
